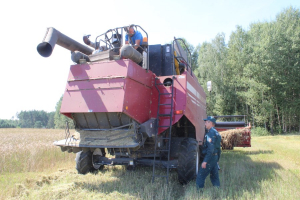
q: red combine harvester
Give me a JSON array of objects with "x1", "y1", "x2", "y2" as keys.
[{"x1": 37, "y1": 25, "x2": 250, "y2": 184}]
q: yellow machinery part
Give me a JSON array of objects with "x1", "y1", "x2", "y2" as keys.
[{"x1": 174, "y1": 51, "x2": 180, "y2": 75}]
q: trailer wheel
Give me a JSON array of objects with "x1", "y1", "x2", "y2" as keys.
[
  {"x1": 177, "y1": 138, "x2": 199, "y2": 184},
  {"x1": 75, "y1": 151, "x2": 95, "y2": 174}
]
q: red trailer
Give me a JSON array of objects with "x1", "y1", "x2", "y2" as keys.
[
  {"x1": 214, "y1": 116, "x2": 251, "y2": 149},
  {"x1": 37, "y1": 25, "x2": 250, "y2": 184}
]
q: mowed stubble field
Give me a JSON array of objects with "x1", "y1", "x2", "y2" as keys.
[{"x1": 0, "y1": 128, "x2": 299, "y2": 200}]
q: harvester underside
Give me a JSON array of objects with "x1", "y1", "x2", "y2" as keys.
[
  {"x1": 54, "y1": 111, "x2": 152, "y2": 150},
  {"x1": 73, "y1": 112, "x2": 132, "y2": 130},
  {"x1": 55, "y1": 123, "x2": 142, "y2": 149}
]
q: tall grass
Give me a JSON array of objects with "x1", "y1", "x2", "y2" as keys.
[
  {"x1": 251, "y1": 127, "x2": 271, "y2": 136},
  {"x1": 0, "y1": 129, "x2": 300, "y2": 199},
  {"x1": 0, "y1": 129, "x2": 74, "y2": 174}
]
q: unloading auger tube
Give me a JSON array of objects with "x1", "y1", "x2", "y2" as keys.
[{"x1": 37, "y1": 27, "x2": 94, "y2": 57}]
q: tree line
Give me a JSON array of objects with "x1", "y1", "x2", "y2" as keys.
[
  {"x1": 194, "y1": 7, "x2": 300, "y2": 133},
  {"x1": 0, "y1": 97, "x2": 73, "y2": 129},
  {"x1": 2, "y1": 7, "x2": 299, "y2": 133}
]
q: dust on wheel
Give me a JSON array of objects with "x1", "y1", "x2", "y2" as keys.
[
  {"x1": 75, "y1": 151, "x2": 95, "y2": 174},
  {"x1": 177, "y1": 138, "x2": 200, "y2": 184}
]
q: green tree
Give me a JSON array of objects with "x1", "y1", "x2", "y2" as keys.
[
  {"x1": 34, "y1": 121, "x2": 43, "y2": 128},
  {"x1": 195, "y1": 6, "x2": 300, "y2": 133},
  {"x1": 47, "y1": 112, "x2": 55, "y2": 129},
  {"x1": 17, "y1": 110, "x2": 49, "y2": 128},
  {"x1": 196, "y1": 33, "x2": 229, "y2": 116},
  {"x1": 54, "y1": 96, "x2": 75, "y2": 129},
  {"x1": 0, "y1": 119, "x2": 16, "y2": 128}
]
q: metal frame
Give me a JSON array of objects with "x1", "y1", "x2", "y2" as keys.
[
  {"x1": 93, "y1": 156, "x2": 178, "y2": 168},
  {"x1": 94, "y1": 25, "x2": 149, "y2": 71},
  {"x1": 172, "y1": 38, "x2": 193, "y2": 75},
  {"x1": 81, "y1": 123, "x2": 134, "y2": 131}
]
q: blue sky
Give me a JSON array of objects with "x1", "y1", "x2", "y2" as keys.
[{"x1": 1, "y1": 0, "x2": 299, "y2": 119}]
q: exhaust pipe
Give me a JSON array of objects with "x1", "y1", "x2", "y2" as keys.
[{"x1": 37, "y1": 27, "x2": 94, "y2": 57}]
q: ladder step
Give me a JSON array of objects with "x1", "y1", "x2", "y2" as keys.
[
  {"x1": 159, "y1": 114, "x2": 171, "y2": 117},
  {"x1": 153, "y1": 80, "x2": 174, "y2": 184},
  {"x1": 159, "y1": 93, "x2": 172, "y2": 95}
]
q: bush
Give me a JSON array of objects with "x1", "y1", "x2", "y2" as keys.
[
  {"x1": 34, "y1": 121, "x2": 43, "y2": 128},
  {"x1": 251, "y1": 127, "x2": 270, "y2": 136}
]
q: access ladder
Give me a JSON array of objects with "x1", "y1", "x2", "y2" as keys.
[{"x1": 152, "y1": 76, "x2": 175, "y2": 184}]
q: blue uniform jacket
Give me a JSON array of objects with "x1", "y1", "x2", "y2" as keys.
[{"x1": 202, "y1": 127, "x2": 221, "y2": 163}]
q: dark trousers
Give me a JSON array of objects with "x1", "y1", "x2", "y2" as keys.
[
  {"x1": 136, "y1": 46, "x2": 144, "y2": 66},
  {"x1": 196, "y1": 154, "x2": 220, "y2": 188},
  {"x1": 136, "y1": 46, "x2": 144, "y2": 54}
]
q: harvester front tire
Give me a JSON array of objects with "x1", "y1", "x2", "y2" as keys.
[
  {"x1": 75, "y1": 151, "x2": 94, "y2": 174},
  {"x1": 177, "y1": 138, "x2": 199, "y2": 184}
]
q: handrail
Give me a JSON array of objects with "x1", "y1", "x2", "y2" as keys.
[
  {"x1": 172, "y1": 38, "x2": 192, "y2": 76},
  {"x1": 94, "y1": 25, "x2": 149, "y2": 71},
  {"x1": 133, "y1": 25, "x2": 149, "y2": 72}
]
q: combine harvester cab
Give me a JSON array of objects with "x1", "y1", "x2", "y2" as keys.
[{"x1": 37, "y1": 25, "x2": 247, "y2": 184}]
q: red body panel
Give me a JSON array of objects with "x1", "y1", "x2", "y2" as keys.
[
  {"x1": 61, "y1": 60, "x2": 154, "y2": 123},
  {"x1": 61, "y1": 60, "x2": 206, "y2": 144},
  {"x1": 236, "y1": 127, "x2": 251, "y2": 147},
  {"x1": 185, "y1": 71, "x2": 207, "y2": 144},
  {"x1": 149, "y1": 71, "x2": 206, "y2": 144}
]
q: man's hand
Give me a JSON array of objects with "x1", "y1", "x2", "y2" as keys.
[
  {"x1": 202, "y1": 162, "x2": 207, "y2": 169},
  {"x1": 133, "y1": 39, "x2": 141, "y2": 49}
]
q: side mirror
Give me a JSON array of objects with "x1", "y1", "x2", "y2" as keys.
[{"x1": 207, "y1": 81, "x2": 212, "y2": 92}]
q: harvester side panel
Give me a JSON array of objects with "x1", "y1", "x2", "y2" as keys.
[
  {"x1": 68, "y1": 60, "x2": 128, "y2": 80},
  {"x1": 61, "y1": 79, "x2": 125, "y2": 112},
  {"x1": 151, "y1": 71, "x2": 206, "y2": 144},
  {"x1": 123, "y1": 78, "x2": 152, "y2": 123},
  {"x1": 60, "y1": 60, "x2": 155, "y2": 124},
  {"x1": 185, "y1": 71, "x2": 206, "y2": 144},
  {"x1": 153, "y1": 75, "x2": 183, "y2": 134}
]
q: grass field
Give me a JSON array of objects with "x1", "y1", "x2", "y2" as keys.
[{"x1": 0, "y1": 128, "x2": 299, "y2": 199}]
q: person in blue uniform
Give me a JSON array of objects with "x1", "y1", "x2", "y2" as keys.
[
  {"x1": 196, "y1": 116, "x2": 222, "y2": 189},
  {"x1": 125, "y1": 25, "x2": 144, "y2": 54}
]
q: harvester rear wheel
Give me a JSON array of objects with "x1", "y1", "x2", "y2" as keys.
[
  {"x1": 76, "y1": 151, "x2": 95, "y2": 174},
  {"x1": 177, "y1": 138, "x2": 199, "y2": 184}
]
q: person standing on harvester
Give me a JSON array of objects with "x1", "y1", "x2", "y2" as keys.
[
  {"x1": 196, "y1": 116, "x2": 221, "y2": 189},
  {"x1": 125, "y1": 25, "x2": 144, "y2": 54}
]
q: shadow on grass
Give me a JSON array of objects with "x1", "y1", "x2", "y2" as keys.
[
  {"x1": 231, "y1": 149, "x2": 274, "y2": 155},
  {"x1": 181, "y1": 149, "x2": 285, "y2": 199},
  {"x1": 216, "y1": 150, "x2": 282, "y2": 198},
  {"x1": 75, "y1": 166, "x2": 184, "y2": 199},
  {"x1": 73, "y1": 149, "x2": 284, "y2": 199}
]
